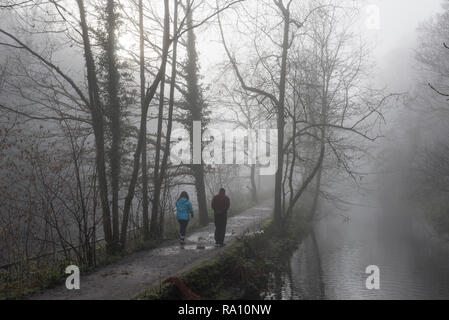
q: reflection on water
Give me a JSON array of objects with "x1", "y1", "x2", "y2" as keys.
[
  {"x1": 263, "y1": 184, "x2": 449, "y2": 300},
  {"x1": 289, "y1": 236, "x2": 324, "y2": 300},
  {"x1": 263, "y1": 269, "x2": 294, "y2": 300},
  {"x1": 288, "y1": 196, "x2": 449, "y2": 300}
]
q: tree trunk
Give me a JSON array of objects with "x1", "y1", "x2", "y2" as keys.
[
  {"x1": 192, "y1": 165, "x2": 209, "y2": 225},
  {"x1": 287, "y1": 119, "x2": 298, "y2": 217},
  {"x1": 274, "y1": 4, "x2": 290, "y2": 225},
  {"x1": 250, "y1": 164, "x2": 258, "y2": 204},
  {"x1": 106, "y1": 0, "x2": 121, "y2": 252},
  {"x1": 76, "y1": 0, "x2": 113, "y2": 254},
  {"x1": 149, "y1": 70, "x2": 166, "y2": 239},
  {"x1": 310, "y1": 164, "x2": 323, "y2": 221},
  {"x1": 185, "y1": 3, "x2": 209, "y2": 226},
  {"x1": 140, "y1": 0, "x2": 150, "y2": 241}
]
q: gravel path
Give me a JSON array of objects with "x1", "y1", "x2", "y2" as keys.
[{"x1": 28, "y1": 199, "x2": 273, "y2": 300}]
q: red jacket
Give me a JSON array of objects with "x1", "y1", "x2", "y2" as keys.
[{"x1": 211, "y1": 193, "x2": 230, "y2": 214}]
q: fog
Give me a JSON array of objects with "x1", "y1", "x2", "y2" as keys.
[{"x1": 1, "y1": 0, "x2": 449, "y2": 300}]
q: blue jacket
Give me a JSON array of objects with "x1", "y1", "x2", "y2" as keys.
[{"x1": 176, "y1": 197, "x2": 194, "y2": 221}]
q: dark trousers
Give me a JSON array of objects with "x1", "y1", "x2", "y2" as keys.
[
  {"x1": 178, "y1": 219, "x2": 189, "y2": 238},
  {"x1": 214, "y1": 211, "x2": 228, "y2": 245}
]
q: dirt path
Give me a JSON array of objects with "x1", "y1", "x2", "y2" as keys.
[{"x1": 28, "y1": 199, "x2": 273, "y2": 300}]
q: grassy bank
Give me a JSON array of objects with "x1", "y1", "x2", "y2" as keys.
[{"x1": 136, "y1": 207, "x2": 309, "y2": 300}]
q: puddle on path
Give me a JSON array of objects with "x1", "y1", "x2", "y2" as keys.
[
  {"x1": 252, "y1": 207, "x2": 272, "y2": 211},
  {"x1": 154, "y1": 244, "x2": 216, "y2": 256}
]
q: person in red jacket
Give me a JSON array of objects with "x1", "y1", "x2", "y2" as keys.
[{"x1": 211, "y1": 188, "x2": 230, "y2": 247}]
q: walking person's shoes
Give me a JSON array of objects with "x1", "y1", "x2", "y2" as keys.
[{"x1": 180, "y1": 236, "x2": 185, "y2": 245}]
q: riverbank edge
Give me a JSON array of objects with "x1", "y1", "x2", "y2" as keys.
[{"x1": 135, "y1": 208, "x2": 309, "y2": 300}]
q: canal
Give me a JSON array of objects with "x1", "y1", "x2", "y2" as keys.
[{"x1": 268, "y1": 182, "x2": 449, "y2": 300}]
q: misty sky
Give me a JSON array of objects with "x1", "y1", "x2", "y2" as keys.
[
  {"x1": 367, "y1": 0, "x2": 443, "y2": 90},
  {"x1": 375, "y1": 0, "x2": 442, "y2": 50}
]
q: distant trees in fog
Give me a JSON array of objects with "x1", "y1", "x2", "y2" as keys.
[{"x1": 380, "y1": 2, "x2": 449, "y2": 239}]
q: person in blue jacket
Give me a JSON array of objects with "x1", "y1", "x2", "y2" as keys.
[{"x1": 176, "y1": 191, "x2": 194, "y2": 244}]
